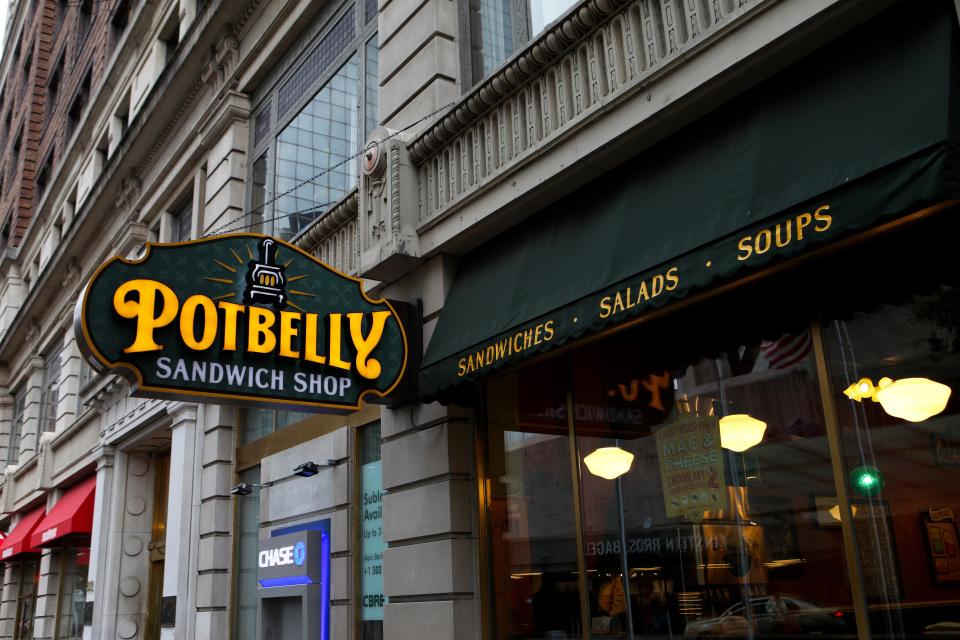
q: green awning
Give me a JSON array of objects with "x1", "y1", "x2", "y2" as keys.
[{"x1": 420, "y1": 0, "x2": 960, "y2": 399}]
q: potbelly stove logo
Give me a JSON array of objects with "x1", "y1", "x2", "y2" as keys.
[{"x1": 74, "y1": 234, "x2": 408, "y2": 412}]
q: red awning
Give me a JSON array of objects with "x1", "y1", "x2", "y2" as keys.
[
  {"x1": 0, "y1": 507, "x2": 45, "y2": 560},
  {"x1": 29, "y1": 476, "x2": 96, "y2": 548}
]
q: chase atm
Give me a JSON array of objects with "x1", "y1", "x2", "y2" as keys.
[{"x1": 257, "y1": 525, "x2": 330, "y2": 640}]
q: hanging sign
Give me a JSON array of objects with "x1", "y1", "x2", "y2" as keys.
[{"x1": 75, "y1": 234, "x2": 408, "y2": 412}]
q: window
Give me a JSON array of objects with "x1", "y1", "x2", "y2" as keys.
[
  {"x1": 8, "y1": 387, "x2": 24, "y2": 465},
  {"x1": 76, "y1": 359, "x2": 94, "y2": 416},
  {"x1": 159, "y1": 9, "x2": 181, "y2": 62},
  {"x1": 55, "y1": 547, "x2": 89, "y2": 640},
  {"x1": 67, "y1": 69, "x2": 92, "y2": 137},
  {"x1": 170, "y1": 198, "x2": 191, "y2": 242},
  {"x1": 46, "y1": 57, "x2": 63, "y2": 124},
  {"x1": 469, "y1": 0, "x2": 577, "y2": 83},
  {"x1": 249, "y1": 6, "x2": 378, "y2": 240},
  {"x1": 77, "y1": 0, "x2": 93, "y2": 48},
  {"x1": 239, "y1": 409, "x2": 304, "y2": 446},
  {"x1": 232, "y1": 466, "x2": 261, "y2": 640},
  {"x1": 36, "y1": 154, "x2": 53, "y2": 201},
  {"x1": 40, "y1": 346, "x2": 62, "y2": 433},
  {"x1": 110, "y1": 0, "x2": 132, "y2": 45}
]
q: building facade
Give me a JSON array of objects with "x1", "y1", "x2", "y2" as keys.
[{"x1": 0, "y1": 0, "x2": 957, "y2": 640}]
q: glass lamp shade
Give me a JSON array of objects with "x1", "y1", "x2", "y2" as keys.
[
  {"x1": 719, "y1": 414, "x2": 767, "y2": 452},
  {"x1": 874, "y1": 377, "x2": 951, "y2": 422},
  {"x1": 828, "y1": 504, "x2": 858, "y2": 522},
  {"x1": 583, "y1": 446, "x2": 635, "y2": 480}
]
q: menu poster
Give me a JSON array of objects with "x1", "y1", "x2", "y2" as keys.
[
  {"x1": 923, "y1": 510, "x2": 960, "y2": 584},
  {"x1": 361, "y1": 461, "x2": 386, "y2": 620},
  {"x1": 655, "y1": 417, "x2": 727, "y2": 519}
]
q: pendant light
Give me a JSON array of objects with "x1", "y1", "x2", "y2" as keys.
[
  {"x1": 718, "y1": 414, "x2": 767, "y2": 452},
  {"x1": 583, "y1": 446, "x2": 635, "y2": 480},
  {"x1": 844, "y1": 377, "x2": 951, "y2": 422}
]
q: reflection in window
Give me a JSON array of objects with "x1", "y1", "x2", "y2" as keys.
[
  {"x1": 486, "y1": 362, "x2": 585, "y2": 639},
  {"x1": 825, "y1": 286, "x2": 960, "y2": 638},
  {"x1": 274, "y1": 57, "x2": 359, "y2": 240},
  {"x1": 470, "y1": 0, "x2": 577, "y2": 81},
  {"x1": 364, "y1": 36, "x2": 379, "y2": 140},
  {"x1": 56, "y1": 549, "x2": 89, "y2": 640},
  {"x1": 240, "y1": 409, "x2": 306, "y2": 445}
]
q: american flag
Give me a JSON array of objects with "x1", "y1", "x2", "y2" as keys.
[{"x1": 760, "y1": 331, "x2": 812, "y2": 369}]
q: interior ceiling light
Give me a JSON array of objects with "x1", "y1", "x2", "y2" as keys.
[
  {"x1": 583, "y1": 446, "x2": 635, "y2": 480},
  {"x1": 844, "y1": 376, "x2": 951, "y2": 422},
  {"x1": 718, "y1": 414, "x2": 767, "y2": 452}
]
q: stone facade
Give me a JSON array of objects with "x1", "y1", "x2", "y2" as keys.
[{"x1": 0, "y1": 0, "x2": 909, "y2": 638}]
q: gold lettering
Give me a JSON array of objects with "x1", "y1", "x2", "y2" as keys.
[
  {"x1": 523, "y1": 328, "x2": 533, "y2": 350},
  {"x1": 612, "y1": 292, "x2": 625, "y2": 314},
  {"x1": 737, "y1": 236, "x2": 753, "y2": 261},
  {"x1": 513, "y1": 333, "x2": 523, "y2": 352},
  {"x1": 348, "y1": 311, "x2": 390, "y2": 379},
  {"x1": 814, "y1": 204, "x2": 832, "y2": 232},
  {"x1": 599, "y1": 296, "x2": 612, "y2": 318},
  {"x1": 534, "y1": 324, "x2": 543, "y2": 345},
  {"x1": 755, "y1": 229, "x2": 772, "y2": 254},
  {"x1": 457, "y1": 358, "x2": 467, "y2": 376},
  {"x1": 247, "y1": 307, "x2": 277, "y2": 354},
  {"x1": 278, "y1": 311, "x2": 301, "y2": 358},
  {"x1": 179, "y1": 294, "x2": 217, "y2": 351},
  {"x1": 113, "y1": 279, "x2": 179, "y2": 353},
  {"x1": 327, "y1": 314, "x2": 351, "y2": 370},
  {"x1": 636, "y1": 280, "x2": 649, "y2": 302},
  {"x1": 303, "y1": 313, "x2": 327, "y2": 365},
  {"x1": 796, "y1": 212, "x2": 812, "y2": 240},
  {"x1": 665, "y1": 267, "x2": 679, "y2": 291},
  {"x1": 543, "y1": 320, "x2": 555, "y2": 341},
  {"x1": 218, "y1": 302, "x2": 245, "y2": 351},
  {"x1": 775, "y1": 221, "x2": 792, "y2": 248},
  {"x1": 651, "y1": 274, "x2": 664, "y2": 298}
]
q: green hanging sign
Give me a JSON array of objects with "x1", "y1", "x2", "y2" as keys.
[{"x1": 75, "y1": 234, "x2": 409, "y2": 413}]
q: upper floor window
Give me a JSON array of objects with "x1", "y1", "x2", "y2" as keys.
[
  {"x1": 170, "y1": 197, "x2": 192, "y2": 242},
  {"x1": 249, "y1": 4, "x2": 378, "y2": 241},
  {"x1": 40, "y1": 346, "x2": 62, "y2": 433},
  {"x1": 8, "y1": 387, "x2": 24, "y2": 465},
  {"x1": 469, "y1": 0, "x2": 578, "y2": 83}
]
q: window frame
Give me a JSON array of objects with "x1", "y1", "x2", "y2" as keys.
[
  {"x1": 246, "y1": 0, "x2": 379, "y2": 238},
  {"x1": 8, "y1": 386, "x2": 25, "y2": 465}
]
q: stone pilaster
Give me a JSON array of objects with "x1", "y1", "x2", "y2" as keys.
[
  {"x1": 201, "y1": 104, "x2": 250, "y2": 236},
  {"x1": 378, "y1": 0, "x2": 461, "y2": 131},
  {"x1": 86, "y1": 446, "x2": 116, "y2": 640},
  {"x1": 162, "y1": 403, "x2": 198, "y2": 640},
  {"x1": 32, "y1": 547, "x2": 59, "y2": 639},
  {"x1": 0, "y1": 559, "x2": 19, "y2": 637},
  {"x1": 380, "y1": 402, "x2": 479, "y2": 640},
  {"x1": 90, "y1": 448, "x2": 157, "y2": 640},
  {"x1": 194, "y1": 405, "x2": 235, "y2": 640},
  {"x1": 18, "y1": 357, "x2": 45, "y2": 463}
]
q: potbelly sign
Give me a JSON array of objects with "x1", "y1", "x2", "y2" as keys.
[{"x1": 75, "y1": 234, "x2": 408, "y2": 412}]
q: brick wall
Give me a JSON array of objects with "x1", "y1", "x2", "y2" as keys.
[{"x1": 0, "y1": 0, "x2": 128, "y2": 249}]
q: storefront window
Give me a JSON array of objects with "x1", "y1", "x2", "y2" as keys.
[
  {"x1": 360, "y1": 423, "x2": 385, "y2": 639},
  {"x1": 240, "y1": 409, "x2": 305, "y2": 445},
  {"x1": 13, "y1": 560, "x2": 39, "y2": 640},
  {"x1": 56, "y1": 549, "x2": 89, "y2": 640},
  {"x1": 486, "y1": 361, "x2": 585, "y2": 638},
  {"x1": 570, "y1": 313, "x2": 855, "y2": 638},
  {"x1": 823, "y1": 285, "x2": 960, "y2": 637},
  {"x1": 233, "y1": 466, "x2": 261, "y2": 640}
]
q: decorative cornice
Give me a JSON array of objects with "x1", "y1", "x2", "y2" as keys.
[
  {"x1": 292, "y1": 189, "x2": 360, "y2": 252},
  {"x1": 408, "y1": 0, "x2": 631, "y2": 163},
  {"x1": 135, "y1": 75, "x2": 207, "y2": 180}
]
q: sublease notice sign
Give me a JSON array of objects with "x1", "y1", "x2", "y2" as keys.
[{"x1": 75, "y1": 234, "x2": 408, "y2": 412}]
